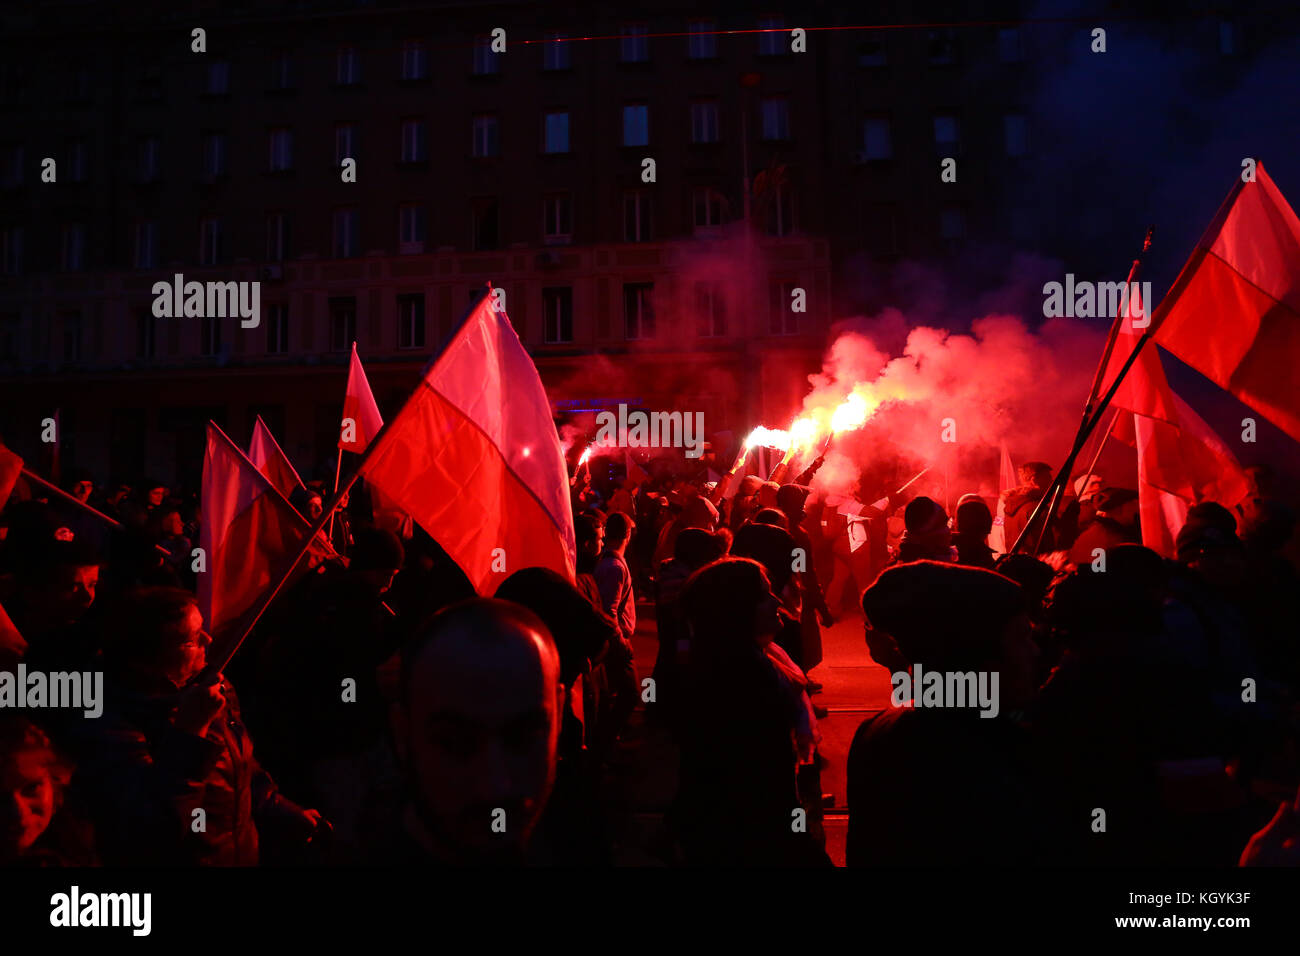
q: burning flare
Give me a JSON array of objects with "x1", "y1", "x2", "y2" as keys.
[
  {"x1": 744, "y1": 426, "x2": 792, "y2": 451},
  {"x1": 830, "y1": 391, "x2": 872, "y2": 434}
]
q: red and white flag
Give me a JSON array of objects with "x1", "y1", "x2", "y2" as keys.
[
  {"x1": 0, "y1": 441, "x2": 22, "y2": 509},
  {"x1": 1099, "y1": 285, "x2": 1250, "y2": 556},
  {"x1": 1151, "y1": 164, "x2": 1300, "y2": 443},
  {"x1": 359, "y1": 292, "x2": 576, "y2": 592},
  {"x1": 990, "y1": 442, "x2": 1015, "y2": 554},
  {"x1": 199, "y1": 422, "x2": 331, "y2": 643},
  {"x1": 248, "y1": 415, "x2": 305, "y2": 501},
  {"x1": 339, "y1": 342, "x2": 384, "y2": 453}
]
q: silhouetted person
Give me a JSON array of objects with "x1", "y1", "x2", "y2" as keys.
[
  {"x1": 594, "y1": 511, "x2": 638, "y2": 760},
  {"x1": 953, "y1": 493, "x2": 996, "y2": 569}
]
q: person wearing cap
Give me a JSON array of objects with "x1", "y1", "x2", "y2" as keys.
[
  {"x1": 848, "y1": 561, "x2": 1043, "y2": 865},
  {"x1": 952, "y1": 493, "x2": 996, "y2": 570},
  {"x1": 895, "y1": 496, "x2": 957, "y2": 564},
  {"x1": 728, "y1": 474, "x2": 764, "y2": 532},
  {"x1": 1067, "y1": 486, "x2": 1140, "y2": 565}
]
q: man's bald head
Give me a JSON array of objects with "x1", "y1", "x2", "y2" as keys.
[{"x1": 395, "y1": 598, "x2": 563, "y2": 863}]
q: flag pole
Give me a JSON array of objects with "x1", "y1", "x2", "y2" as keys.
[
  {"x1": 328, "y1": 448, "x2": 342, "y2": 539},
  {"x1": 201, "y1": 290, "x2": 491, "y2": 679},
  {"x1": 21, "y1": 468, "x2": 171, "y2": 558},
  {"x1": 1016, "y1": 228, "x2": 1156, "y2": 554}
]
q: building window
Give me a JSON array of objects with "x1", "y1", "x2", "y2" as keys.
[
  {"x1": 622, "y1": 104, "x2": 649, "y2": 146},
  {"x1": 997, "y1": 27, "x2": 1023, "y2": 63},
  {"x1": 769, "y1": 280, "x2": 798, "y2": 335},
  {"x1": 401, "y1": 40, "x2": 428, "y2": 80},
  {"x1": 399, "y1": 203, "x2": 427, "y2": 253},
  {"x1": 624, "y1": 283, "x2": 655, "y2": 340},
  {"x1": 1004, "y1": 114, "x2": 1028, "y2": 157},
  {"x1": 329, "y1": 298, "x2": 357, "y2": 351},
  {"x1": 543, "y1": 32, "x2": 570, "y2": 70},
  {"x1": 397, "y1": 294, "x2": 426, "y2": 349},
  {"x1": 758, "y1": 15, "x2": 785, "y2": 56},
  {"x1": 693, "y1": 187, "x2": 725, "y2": 228},
  {"x1": 941, "y1": 206, "x2": 966, "y2": 241},
  {"x1": 1, "y1": 145, "x2": 23, "y2": 187},
  {"x1": 688, "y1": 20, "x2": 717, "y2": 59},
  {"x1": 199, "y1": 218, "x2": 221, "y2": 265},
  {"x1": 1219, "y1": 20, "x2": 1237, "y2": 56},
  {"x1": 543, "y1": 193, "x2": 573, "y2": 244},
  {"x1": 270, "y1": 52, "x2": 294, "y2": 89},
  {"x1": 66, "y1": 140, "x2": 88, "y2": 182},
  {"x1": 543, "y1": 111, "x2": 570, "y2": 153},
  {"x1": 137, "y1": 311, "x2": 156, "y2": 358},
  {"x1": 928, "y1": 28, "x2": 956, "y2": 64},
  {"x1": 763, "y1": 182, "x2": 794, "y2": 237},
  {"x1": 266, "y1": 304, "x2": 288, "y2": 354},
  {"x1": 400, "y1": 119, "x2": 427, "y2": 163},
  {"x1": 62, "y1": 312, "x2": 82, "y2": 362},
  {"x1": 265, "y1": 211, "x2": 288, "y2": 261},
  {"x1": 137, "y1": 137, "x2": 160, "y2": 183},
  {"x1": 862, "y1": 118, "x2": 892, "y2": 160},
  {"x1": 61, "y1": 224, "x2": 85, "y2": 272},
  {"x1": 472, "y1": 114, "x2": 499, "y2": 157},
  {"x1": 472, "y1": 197, "x2": 499, "y2": 250},
  {"x1": 690, "y1": 101, "x2": 720, "y2": 143},
  {"x1": 858, "y1": 34, "x2": 887, "y2": 66},
  {"x1": 336, "y1": 47, "x2": 360, "y2": 85},
  {"x1": 543, "y1": 287, "x2": 573, "y2": 343},
  {"x1": 134, "y1": 221, "x2": 157, "y2": 269},
  {"x1": 200, "y1": 313, "x2": 222, "y2": 356},
  {"x1": 335, "y1": 124, "x2": 356, "y2": 166},
  {"x1": 0, "y1": 226, "x2": 21, "y2": 275},
  {"x1": 761, "y1": 97, "x2": 790, "y2": 141},
  {"x1": 696, "y1": 281, "x2": 726, "y2": 337},
  {"x1": 203, "y1": 132, "x2": 227, "y2": 179},
  {"x1": 934, "y1": 115, "x2": 960, "y2": 155},
  {"x1": 332, "y1": 208, "x2": 359, "y2": 258},
  {"x1": 620, "y1": 23, "x2": 648, "y2": 62},
  {"x1": 206, "y1": 60, "x2": 230, "y2": 95},
  {"x1": 473, "y1": 35, "x2": 499, "y2": 75},
  {"x1": 269, "y1": 128, "x2": 293, "y2": 171},
  {"x1": 623, "y1": 190, "x2": 652, "y2": 242}
]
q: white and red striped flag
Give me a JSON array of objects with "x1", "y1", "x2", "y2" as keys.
[
  {"x1": 358, "y1": 292, "x2": 576, "y2": 592},
  {"x1": 339, "y1": 342, "x2": 384, "y2": 453},
  {"x1": 199, "y1": 422, "x2": 331, "y2": 644},
  {"x1": 1099, "y1": 284, "x2": 1250, "y2": 556},
  {"x1": 248, "y1": 415, "x2": 305, "y2": 501}
]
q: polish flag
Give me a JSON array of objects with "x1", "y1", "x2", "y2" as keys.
[
  {"x1": 1099, "y1": 285, "x2": 1250, "y2": 556},
  {"x1": 359, "y1": 292, "x2": 576, "y2": 592},
  {"x1": 339, "y1": 342, "x2": 384, "y2": 453},
  {"x1": 248, "y1": 415, "x2": 305, "y2": 501},
  {"x1": 199, "y1": 422, "x2": 332, "y2": 644},
  {"x1": 1151, "y1": 164, "x2": 1300, "y2": 443},
  {"x1": 0, "y1": 441, "x2": 22, "y2": 508},
  {"x1": 990, "y1": 442, "x2": 1015, "y2": 554}
]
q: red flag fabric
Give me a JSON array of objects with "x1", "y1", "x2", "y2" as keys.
[
  {"x1": 359, "y1": 293, "x2": 576, "y2": 592},
  {"x1": 1151, "y1": 164, "x2": 1300, "y2": 443},
  {"x1": 339, "y1": 342, "x2": 384, "y2": 452},
  {"x1": 0, "y1": 597, "x2": 25, "y2": 662},
  {"x1": 248, "y1": 416, "x2": 305, "y2": 501},
  {"x1": 0, "y1": 442, "x2": 22, "y2": 509},
  {"x1": 199, "y1": 422, "x2": 331, "y2": 644},
  {"x1": 1100, "y1": 286, "x2": 1250, "y2": 556}
]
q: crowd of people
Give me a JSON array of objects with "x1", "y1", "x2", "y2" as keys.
[{"x1": 1, "y1": 450, "x2": 1298, "y2": 867}]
